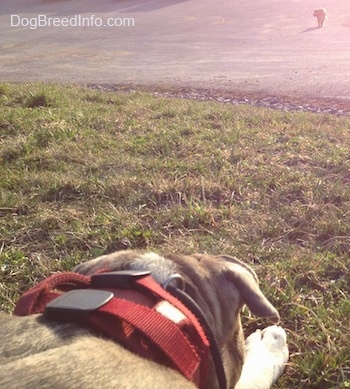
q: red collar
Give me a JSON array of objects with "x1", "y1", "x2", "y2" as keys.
[{"x1": 14, "y1": 270, "x2": 210, "y2": 388}]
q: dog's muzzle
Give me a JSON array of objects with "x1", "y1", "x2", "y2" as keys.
[{"x1": 14, "y1": 270, "x2": 223, "y2": 388}]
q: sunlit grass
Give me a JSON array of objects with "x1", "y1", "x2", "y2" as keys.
[{"x1": 0, "y1": 83, "x2": 349, "y2": 388}]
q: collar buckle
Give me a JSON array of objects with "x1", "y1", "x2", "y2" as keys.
[
  {"x1": 45, "y1": 289, "x2": 114, "y2": 323},
  {"x1": 91, "y1": 270, "x2": 151, "y2": 288}
]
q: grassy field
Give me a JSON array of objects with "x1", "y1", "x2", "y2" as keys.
[{"x1": 0, "y1": 83, "x2": 349, "y2": 388}]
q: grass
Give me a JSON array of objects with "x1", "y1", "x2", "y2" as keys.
[{"x1": 0, "y1": 82, "x2": 349, "y2": 388}]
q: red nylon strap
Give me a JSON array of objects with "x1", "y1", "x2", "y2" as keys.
[
  {"x1": 13, "y1": 272, "x2": 209, "y2": 388},
  {"x1": 135, "y1": 276, "x2": 209, "y2": 347},
  {"x1": 90, "y1": 298, "x2": 201, "y2": 381},
  {"x1": 14, "y1": 272, "x2": 90, "y2": 316}
]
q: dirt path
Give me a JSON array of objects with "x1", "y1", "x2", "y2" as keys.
[{"x1": 1, "y1": 0, "x2": 350, "y2": 109}]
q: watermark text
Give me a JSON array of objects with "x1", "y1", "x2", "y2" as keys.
[{"x1": 10, "y1": 14, "x2": 135, "y2": 30}]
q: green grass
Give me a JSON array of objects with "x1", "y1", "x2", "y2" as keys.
[{"x1": 0, "y1": 82, "x2": 349, "y2": 388}]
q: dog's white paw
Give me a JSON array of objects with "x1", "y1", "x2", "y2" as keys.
[{"x1": 235, "y1": 325, "x2": 289, "y2": 389}]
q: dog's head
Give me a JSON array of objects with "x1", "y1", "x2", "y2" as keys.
[
  {"x1": 313, "y1": 9, "x2": 326, "y2": 17},
  {"x1": 74, "y1": 250, "x2": 279, "y2": 388}
]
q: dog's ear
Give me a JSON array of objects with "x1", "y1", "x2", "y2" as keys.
[{"x1": 217, "y1": 255, "x2": 280, "y2": 324}]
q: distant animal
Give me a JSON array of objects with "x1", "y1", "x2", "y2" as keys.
[
  {"x1": 0, "y1": 250, "x2": 289, "y2": 388},
  {"x1": 313, "y1": 8, "x2": 327, "y2": 28}
]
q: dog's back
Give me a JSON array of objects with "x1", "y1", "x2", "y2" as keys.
[{"x1": 0, "y1": 250, "x2": 284, "y2": 389}]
